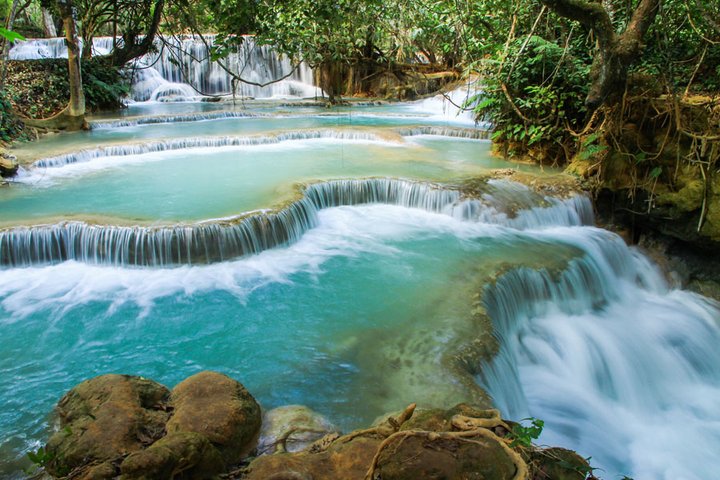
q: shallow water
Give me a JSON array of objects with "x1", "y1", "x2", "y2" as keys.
[{"x1": 2, "y1": 137, "x2": 512, "y2": 224}]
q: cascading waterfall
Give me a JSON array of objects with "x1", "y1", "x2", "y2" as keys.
[
  {"x1": 7, "y1": 37, "x2": 115, "y2": 60},
  {"x1": 132, "y1": 35, "x2": 318, "y2": 101},
  {"x1": 394, "y1": 126, "x2": 491, "y2": 140},
  {"x1": 479, "y1": 227, "x2": 720, "y2": 479},
  {"x1": 27, "y1": 130, "x2": 393, "y2": 170},
  {"x1": 410, "y1": 79, "x2": 486, "y2": 125},
  {"x1": 23, "y1": 127, "x2": 488, "y2": 170},
  {"x1": 8, "y1": 35, "x2": 319, "y2": 102},
  {"x1": 0, "y1": 179, "x2": 590, "y2": 267},
  {"x1": 89, "y1": 111, "x2": 264, "y2": 129}
]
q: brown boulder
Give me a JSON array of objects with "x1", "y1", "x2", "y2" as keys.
[
  {"x1": 166, "y1": 371, "x2": 261, "y2": 464},
  {"x1": 528, "y1": 447, "x2": 591, "y2": 480},
  {"x1": 244, "y1": 436, "x2": 381, "y2": 480},
  {"x1": 45, "y1": 374, "x2": 170, "y2": 478},
  {"x1": 375, "y1": 433, "x2": 519, "y2": 480},
  {"x1": 119, "y1": 432, "x2": 225, "y2": 480}
]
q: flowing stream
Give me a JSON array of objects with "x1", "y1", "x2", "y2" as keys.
[{"x1": 2, "y1": 40, "x2": 720, "y2": 480}]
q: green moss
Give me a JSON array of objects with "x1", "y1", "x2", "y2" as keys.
[
  {"x1": 656, "y1": 179, "x2": 705, "y2": 213},
  {"x1": 700, "y1": 174, "x2": 720, "y2": 241}
]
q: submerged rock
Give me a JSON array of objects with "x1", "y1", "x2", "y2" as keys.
[{"x1": 257, "y1": 405, "x2": 337, "y2": 455}]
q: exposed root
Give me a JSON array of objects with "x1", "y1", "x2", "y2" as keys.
[
  {"x1": 339, "y1": 403, "x2": 417, "y2": 444},
  {"x1": 362, "y1": 427, "x2": 528, "y2": 480}
]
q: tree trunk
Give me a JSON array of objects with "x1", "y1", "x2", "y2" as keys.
[
  {"x1": 539, "y1": 0, "x2": 660, "y2": 108},
  {"x1": 21, "y1": 0, "x2": 89, "y2": 131},
  {"x1": 58, "y1": 0, "x2": 85, "y2": 118},
  {"x1": 0, "y1": 0, "x2": 21, "y2": 89},
  {"x1": 110, "y1": 0, "x2": 165, "y2": 66},
  {"x1": 41, "y1": 7, "x2": 57, "y2": 37}
]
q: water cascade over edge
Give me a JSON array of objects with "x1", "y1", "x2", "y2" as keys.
[
  {"x1": 8, "y1": 35, "x2": 319, "y2": 101},
  {"x1": 479, "y1": 226, "x2": 720, "y2": 479},
  {"x1": 0, "y1": 179, "x2": 590, "y2": 267},
  {"x1": 22, "y1": 127, "x2": 489, "y2": 169}
]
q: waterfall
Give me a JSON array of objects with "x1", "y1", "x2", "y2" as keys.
[
  {"x1": 29, "y1": 130, "x2": 394, "y2": 169},
  {"x1": 7, "y1": 37, "x2": 115, "y2": 60},
  {"x1": 89, "y1": 111, "x2": 264, "y2": 129},
  {"x1": 8, "y1": 35, "x2": 319, "y2": 102},
  {"x1": 395, "y1": 126, "x2": 491, "y2": 140},
  {"x1": 0, "y1": 179, "x2": 590, "y2": 267},
  {"x1": 130, "y1": 35, "x2": 318, "y2": 101},
  {"x1": 25, "y1": 127, "x2": 489, "y2": 170},
  {"x1": 479, "y1": 227, "x2": 720, "y2": 479},
  {"x1": 409, "y1": 79, "x2": 485, "y2": 125}
]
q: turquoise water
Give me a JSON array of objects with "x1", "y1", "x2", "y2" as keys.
[
  {"x1": 0, "y1": 103, "x2": 526, "y2": 475},
  {"x1": 2, "y1": 137, "x2": 518, "y2": 224},
  {"x1": 11, "y1": 102, "x2": 478, "y2": 163},
  {"x1": 0, "y1": 205, "x2": 548, "y2": 474}
]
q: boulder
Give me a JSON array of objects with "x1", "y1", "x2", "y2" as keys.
[
  {"x1": 375, "y1": 433, "x2": 518, "y2": 480},
  {"x1": 166, "y1": 371, "x2": 261, "y2": 464},
  {"x1": 45, "y1": 374, "x2": 170, "y2": 478},
  {"x1": 528, "y1": 447, "x2": 591, "y2": 480},
  {"x1": 0, "y1": 149, "x2": 18, "y2": 177},
  {"x1": 257, "y1": 405, "x2": 337, "y2": 455},
  {"x1": 119, "y1": 432, "x2": 224, "y2": 480},
  {"x1": 244, "y1": 436, "x2": 381, "y2": 480}
]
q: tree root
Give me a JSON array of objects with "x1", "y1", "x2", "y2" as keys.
[
  {"x1": 345, "y1": 405, "x2": 529, "y2": 480},
  {"x1": 362, "y1": 427, "x2": 528, "y2": 480},
  {"x1": 16, "y1": 105, "x2": 88, "y2": 131},
  {"x1": 337, "y1": 403, "x2": 417, "y2": 445}
]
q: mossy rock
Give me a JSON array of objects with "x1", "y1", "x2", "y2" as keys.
[
  {"x1": 119, "y1": 432, "x2": 224, "y2": 480},
  {"x1": 166, "y1": 371, "x2": 262, "y2": 464},
  {"x1": 244, "y1": 436, "x2": 381, "y2": 480},
  {"x1": 375, "y1": 433, "x2": 518, "y2": 480},
  {"x1": 700, "y1": 173, "x2": 720, "y2": 241},
  {"x1": 656, "y1": 178, "x2": 704, "y2": 213},
  {"x1": 528, "y1": 447, "x2": 591, "y2": 480},
  {"x1": 45, "y1": 374, "x2": 171, "y2": 478}
]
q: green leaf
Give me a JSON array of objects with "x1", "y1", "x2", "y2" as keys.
[
  {"x1": 649, "y1": 166, "x2": 662, "y2": 179},
  {"x1": 0, "y1": 27, "x2": 25, "y2": 43}
]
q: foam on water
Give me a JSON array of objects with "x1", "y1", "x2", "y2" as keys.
[
  {"x1": 0, "y1": 204, "x2": 502, "y2": 317},
  {"x1": 480, "y1": 226, "x2": 720, "y2": 480},
  {"x1": 0, "y1": 179, "x2": 590, "y2": 267},
  {"x1": 408, "y1": 80, "x2": 485, "y2": 125}
]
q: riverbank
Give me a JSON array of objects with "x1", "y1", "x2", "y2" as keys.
[{"x1": 31, "y1": 370, "x2": 591, "y2": 480}]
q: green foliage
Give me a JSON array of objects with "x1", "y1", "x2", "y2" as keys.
[
  {"x1": 0, "y1": 27, "x2": 25, "y2": 42},
  {"x1": 579, "y1": 132, "x2": 607, "y2": 161},
  {"x1": 475, "y1": 31, "x2": 590, "y2": 161},
  {"x1": 0, "y1": 90, "x2": 23, "y2": 143},
  {"x1": 82, "y1": 59, "x2": 130, "y2": 111},
  {"x1": 508, "y1": 417, "x2": 544, "y2": 448},
  {"x1": 24, "y1": 446, "x2": 54, "y2": 475}
]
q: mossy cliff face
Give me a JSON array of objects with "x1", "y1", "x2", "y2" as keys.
[{"x1": 565, "y1": 97, "x2": 720, "y2": 249}]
